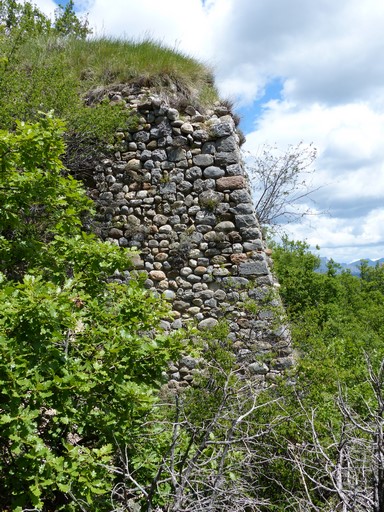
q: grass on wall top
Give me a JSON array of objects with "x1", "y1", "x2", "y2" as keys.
[
  {"x1": 70, "y1": 38, "x2": 215, "y2": 94},
  {"x1": 16, "y1": 36, "x2": 218, "y2": 107}
]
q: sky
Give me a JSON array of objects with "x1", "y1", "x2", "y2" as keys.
[{"x1": 31, "y1": 0, "x2": 384, "y2": 263}]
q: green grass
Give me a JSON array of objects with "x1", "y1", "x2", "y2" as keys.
[{"x1": 17, "y1": 35, "x2": 218, "y2": 105}]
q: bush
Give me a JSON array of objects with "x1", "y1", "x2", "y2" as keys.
[{"x1": 0, "y1": 115, "x2": 182, "y2": 510}]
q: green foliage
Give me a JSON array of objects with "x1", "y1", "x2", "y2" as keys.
[
  {"x1": 0, "y1": 0, "x2": 90, "y2": 39},
  {"x1": 0, "y1": 26, "x2": 132, "y2": 163},
  {"x1": 260, "y1": 238, "x2": 384, "y2": 509},
  {"x1": 0, "y1": 3, "x2": 219, "y2": 508},
  {"x1": 53, "y1": 0, "x2": 91, "y2": 40},
  {"x1": 0, "y1": 0, "x2": 51, "y2": 38},
  {"x1": 273, "y1": 238, "x2": 384, "y2": 400},
  {"x1": 0, "y1": 117, "x2": 182, "y2": 510},
  {"x1": 0, "y1": 0, "x2": 90, "y2": 108},
  {"x1": 0, "y1": 114, "x2": 91, "y2": 278},
  {"x1": 270, "y1": 240, "x2": 383, "y2": 425}
]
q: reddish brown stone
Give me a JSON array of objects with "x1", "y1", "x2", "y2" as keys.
[
  {"x1": 216, "y1": 176, "x2": 246, "y2": 191},
  {"x1": 149, "y1": 270, "x2": 166, "y2": 281},
  {"x1": 230, "y1": 253, "x2": 248, "y2": 265}
]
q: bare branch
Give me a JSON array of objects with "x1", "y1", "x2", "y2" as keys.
[{"x1": 244, "y1": 142, "x2": 322, "y2": 227}]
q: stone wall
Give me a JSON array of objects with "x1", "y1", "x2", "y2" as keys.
[{"x1": 86, "y1": 84, "x2": 293, "y2": 386}]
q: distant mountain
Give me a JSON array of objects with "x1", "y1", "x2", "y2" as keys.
[{"x1": 316, "y1": 257, "x2": 384, "y2": 276}]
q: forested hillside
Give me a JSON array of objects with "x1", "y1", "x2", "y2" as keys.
[{"x1": 1, "y1": 1, "x2": 384, "y2": 511}]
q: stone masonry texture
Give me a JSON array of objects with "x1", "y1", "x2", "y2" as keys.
[{"x1": 85, "y1": 84, "x2": 294, "y2": 388}]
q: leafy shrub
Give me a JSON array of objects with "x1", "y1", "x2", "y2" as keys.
[{"x1": 0, "y1": 115, "x2": 182, "y2": 511}]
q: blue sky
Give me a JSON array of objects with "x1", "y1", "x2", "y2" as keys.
[
  {"x1": 34, "y1": 0, "x2": 384, "y2": 263},
  {"x1": 54, "y1": 1, "x2": 68, "y2": 7},
  {"x1": 236, "y1": 78, "x2": 283, "y2": 135}
]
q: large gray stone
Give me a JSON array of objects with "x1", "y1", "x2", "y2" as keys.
[
  {"x1": 222, "y1": 277, "x2": 250, "y2": 287},
  {"x1": 151, "y1": 149, "x2": 167, "y2": 161},
  {"x1": 181, "y1": 122, "x2": 194, "y2": 134},
  {"x1": 159, "y1": 182, "x2": 176, "y2": 194},
  {"x1": 180, "y1": 356, "x2": 198, "y2": 369},
  {"x1": 110, "y1": 183, "x2": 123, "y2": 192},
  {"x1": 243, "y1": 241, "x2": 263, "y2": 251},
  {"x1": 212, "y1": 268, "x2": 230, "y2": 276},
  {"x1": 238, "y1": 261, "x2": 269, "y2": 276},
  {"x1": 156, "y1": 119, "x2": 173, "y2": 137},
  {"x1": 153, "y1": 214, "x2": 168, "y2": 226},
  {"x1": 193, "y1": 179, "x2": 204, "y2": 193},
  {"x1": 198, "y1": 318, "x2": 219, "y2": 330},
  {"x1": 133, "y1": 131, "x2": 150, "y2": 142},
  {"x1": 167, "y1": 108, "x2": 179, "y2": 121},
  {"x1": 188, "y1": 231, "x2": 204, "y2": 244},
  {"x1": 163, "y1": 290, "x2": 176, "y2": 300},
  {"x1": 170, "y1": 171, "x2": 184, "y2": 184},
  {"x1": 172, "y1": 318, "x2": 183, "y2": 329},
  {"x1": 187, "y1": 274, "x2": 202, "y2": 283},
  {"x1": 199, "y1": 190, "x2": 224, "y2": 208},
  {"x1": 109, "y1": 228, "x2": 123, "y2": 239},
  {"x1": 273, "y1": 357, "x2": 294, "y2": 370},
  {"x1": 178, "y1": 181, "x2": 194, "y2": 193},
  {"x1": 230, "y1": 203, "x2": 254, "y2": 215},
  {"x1": 235, "y1": 214, "x2": 258, "y2": 228},
  {"x1": 173, "y1": 300, "x2": 189, "y2": 311},
  {"x1": 195, "y1": 211, "x2": 217, "y2": 226},
  {"x1": 209, "y1": 121, "x2": 234, "y2": 138},
  {"x1": 193, "y1": 154, "x2": 215, "y2": 167},
  {"x1": 167, "y1": 148, "x2": 186, "y2": 162},
  {"x1": 241, "y1": 227, "x2": 262, "y2": 240},
  {"x1": 215, "y1": 221, "x2": 235, "y2": 231},
  {"x1": 226, "y1": 163, "x2": 245, "y2": 176},
  {"x1": 215, "y1": 151, "x2": 239, "y2": 166},
  {"x1": 203, "y1": 166, "x2": 225, "y2": 178},
  {"x1": 140, "y1": 150, "x2": 152, "y2": 161},
  {"x1": 248, "y1": 362, "x2": 269, "y2": 375},
  {"x1": 193, "y1": 129, "x2": 209, "y2": 142},
  {"x1": 118, "y1": 237, "x2": 129, "y2": 247},
  {"x1": 172, "y1": 135, "x2": 188, "y2": 147},
  {"x1": 229, "y1": 189, "x2": 253, "y2": 203},
  {"x1": 188, "y1": 205, "x2": 201, "y2": 216},
  {"x1": 185, "y1": 166, "x2": 202, "y2": 181},
  {"x1": 216, "y1": 135, "x2": 238, "y2": 152},
  {"x1": 98, "y1": 190, "x2": 113, "y2": 200},
  {"x1": 202, "y1": 141, "x2": 216, "y2": 154},
  {"x1": 203, "y1": 231, "x2": 220, "y2": 242}
]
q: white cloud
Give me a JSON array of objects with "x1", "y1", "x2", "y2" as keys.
[
  {"x1": 209, "y1": 0, "x2": 384, "y2": 106},
  {"x1": 218, "y1": 64, "x2": 268, "y2": 106},
  {"x1": 243, "y1": 94, "x2": 384, "y2": 260},
  {"x1": 283, "y1": 207, "x2": 384, "y2": 263},
  {"x1": 22, "y1": 0, "x2": 57, "y2": 16},
  {"x1": 76, "y1": 0, "x2": 213, "y2": 61}
]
